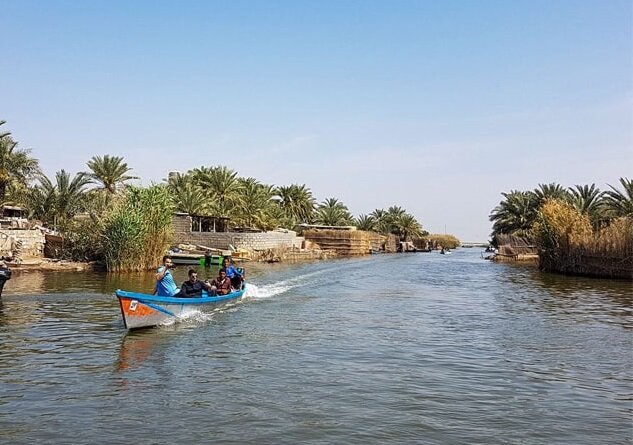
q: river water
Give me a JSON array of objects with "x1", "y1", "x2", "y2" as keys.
[{"x1": 0, "y1": 250, "x2": 631, "y2": 444}]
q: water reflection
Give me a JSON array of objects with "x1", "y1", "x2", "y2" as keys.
[
  {"x1": 0, "y1": 297, "x2": 44, "y2": 328},
  {"x1": 497, "y1": 265, "x2": 633, "y2": 328},
  {"x1": 116, "y1": 331, "x2": 161, "y2": 372}
]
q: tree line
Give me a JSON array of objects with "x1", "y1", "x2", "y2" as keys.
[
  {"x1": 489, "y1": 181, "x2": 632, "y2": 278},
  {"x1": 489, "y1": 181, "x2": 632, "y2": 238},
  {"x1": 1, "y1": 120, "x2": 427, "y2": 267}
]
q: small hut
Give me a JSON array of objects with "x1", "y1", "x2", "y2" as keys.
[{"x1": 492, "y1": 234, "x2": 538, "y2": 261}]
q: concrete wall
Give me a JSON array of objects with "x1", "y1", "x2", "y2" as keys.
[
  {"x1": 0, "y1": 229, "x2": 46, "y2": 258},
  {"x1": 172, "y1": 214, "x2": 304, "y2": 251}
]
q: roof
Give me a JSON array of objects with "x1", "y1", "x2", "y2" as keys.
[{"x1": 299, "y1": 224, "x2": 357, "y2": 231}]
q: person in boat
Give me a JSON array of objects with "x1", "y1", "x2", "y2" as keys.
[
  {"x1": 155, "y1": 255, "x2": 179, "y2": 296},
  {"x1": 222, "y1": 256, "x2": 244, "y2": 290},
  {"x1": 179, "y1": 269, "x2": 213, "y2": 298},
  {"x1": 209, "y1": 269, "x2": 232, "y2": 296}
]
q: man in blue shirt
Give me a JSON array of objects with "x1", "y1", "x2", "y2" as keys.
[{"x1": 155, "y1": 255, "x2": 179, "y2": 296}]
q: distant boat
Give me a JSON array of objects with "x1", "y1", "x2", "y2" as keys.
[
  {"x1": 169, "y1": 252, "x2": 223, "y2": 266},
  {"x1": 116, "y1": 287, "x2": 245, "y2": 329}
]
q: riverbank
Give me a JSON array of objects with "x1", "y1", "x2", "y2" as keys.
[{"x1": 6, "y1": 257, "x2": 104, "y2": 272}]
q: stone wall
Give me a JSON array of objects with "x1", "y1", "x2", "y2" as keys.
[
  {"x1": 172, "y1": 215, "x2": 304, "y2": 251},
  {"x1": 0, "y1": 229, "x2": 46, "y2": 258}
]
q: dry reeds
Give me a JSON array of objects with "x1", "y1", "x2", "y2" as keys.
[
  {"x1": 535, "y1": 199, "x2": 632, "y2": 279},
  {"x1": 426, "y1": 234, "x2": 461, "y2": 250},
  {"x1": 303, "y1": 229, "x2": 376, "y2": 255}
]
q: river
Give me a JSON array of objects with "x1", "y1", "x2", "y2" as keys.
[{"x1": 0, "y1": 249, "x2": 631, "y2": 444}]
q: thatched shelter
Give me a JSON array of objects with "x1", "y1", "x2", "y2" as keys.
[{"x1": 492, "y1": 234, "x2": 538, "y2": 261}]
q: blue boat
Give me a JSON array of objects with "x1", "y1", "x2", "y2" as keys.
[{"x1": 116, "y1": 287, "x2": 246, "y2": 329}]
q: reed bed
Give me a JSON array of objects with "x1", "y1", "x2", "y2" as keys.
[
  {"x1": 426, "y1": 234, "x2": 461, "y2": 250},
  {"x1": 101, "y1": 186, "x2": 174, "y2": 272},
  {"x1": 534, "y1": 199, "x2": 632, "y2": 279}
]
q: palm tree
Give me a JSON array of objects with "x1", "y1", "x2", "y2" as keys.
[
  {"x1": 164, "y1": 171, "x2": 208, "y2": 215},
  {"x1": 173, "y1": 182, "x2": 208, "y2": 215},
  {"x1": 86, "y1": 155, "x2": 137, "y2": 194},
  {"x1": 28, "y1": 170, "x2": 91, "y2": 228},
  {"x1": 26, "y1": 176, "x2": 57, "y2": 223},
  {"x1": 355, "y1": 214, "x2": 375, "y2": 231},
  {"x1": 603, "y1": 177, "x2": 633, "y2": 218},
  {"x1": 191, "y1": 165, "x2": 243, "y2": 217},
  {"x1": 55, "y1": 170, "x2": 92, "y2": 223},
  {"x1": 0, "y1": 121, "x2": 40, "y2": 203},
  {"x1": 234, "y1": 178, "x2": 277, "y2": 230},
  {"x1": 569, "y1": 184, "x2": 604, "y2": 228},
  {"x1": 370, "y1": 209, "x2": 390, "y2": 234},
  {"x1": 396, "y1": 214, "x2": 424, "y2": 241},
  {"x1": 489, "y1": 190, "x2": 539, "y2": 237},
  {"x1": 274, "y1": 184, "x2": 316, "y2": 226},
  {"x1": 534, "y1": 183, "x2": 570, "y2": 206},
  {"x1": 385, "y1": 206, "x2": 407, "y2": 236},
  {"x1": 314, "y1": 198, "x2": 354, "y2": 226}
]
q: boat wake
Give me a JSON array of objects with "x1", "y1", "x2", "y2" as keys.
[
  {"x1": 159, "y1": 307, "x2": 217, "y2": 327},
  {"x1": 244, "y1": 269, "x2": 327, "y2": 300}
]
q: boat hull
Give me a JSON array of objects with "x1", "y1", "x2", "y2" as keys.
[{"x1": 116, "y1": 288, "x2": 245, "y2": 329}]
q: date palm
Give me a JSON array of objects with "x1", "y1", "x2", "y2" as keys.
[
  {"x1": 397, "y1": 214, "x2": 424, "y2": 241},
  {"x1": 0, "y1": 121, "x2": 40, "y2": 203},
  {"x1": 370, "y1": 209, "x2": 390, "y2": 234},
  {"x1": 355, "y1": 214, "x2": 375, "y2": 231},
  {"x1": 235, "y1": 177, "x2": 277, "y2": 230},
  {"x1": 534, "y1": 183, "x2": 570, "y2": 206},
  {"x1": 489, "y1": 190, "x2": 538, "y2": 237},
  {"x1": 174, "y1": 182, "x2": 209, "y2": 216},
  {"x1": 28, "y1": 170, "x2": 91, "y2": 228},
  {"x1": 274, "y1": 184, "x2": 316, "y2": 226},
  {"x1": 603, "y1": 177, "x2": 633, "y2": 218},
  {"x1": 86, "y1": 155, "x2": 138, "y2": 194},
  {"x1": 314, "y1": 198, "x2": 354, "y2": 226},
  {"x1": 191, "y1": 165, "x2": 242, "y2": 217},
  {"x1": 165, "y1": 172, "x2": 208, "y2": 215},
  {"x1": 569, "y1": 184, "x2": 604, "y2": 228}
]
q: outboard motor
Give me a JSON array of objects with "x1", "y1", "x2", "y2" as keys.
[{"x1": 0, "y1": 262, "x2": 11, "y2": 297}]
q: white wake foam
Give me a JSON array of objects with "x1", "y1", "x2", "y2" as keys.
[{"x1": 244, "y1": 268, "x2": 328, "y2": 300}]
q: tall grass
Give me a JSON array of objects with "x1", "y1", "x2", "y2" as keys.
[
  {"x1": 534, "y1": 199, "x2": 632, "y2": 278},
  {"x1": 426, "y1": 234, "x2": 461, "y2": 249},
  {"x1": 101, "y1": 185, "x2": 174, "y2": 272}
]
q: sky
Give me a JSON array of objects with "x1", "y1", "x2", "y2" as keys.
[{"x1": 2, "y1": 0, "x2": 631, "y2": 242}]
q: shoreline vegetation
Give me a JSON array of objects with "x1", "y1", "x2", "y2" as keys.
[
  {"x1": 490, "y1": 181, "x2": 633, "y2": 280},
  {"x1": 1, "y1": 120, "x2": 460, "y2": 272}
]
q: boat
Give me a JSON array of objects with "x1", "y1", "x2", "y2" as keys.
[
  {"x1": 169, "y1": 252, "x2": 224, "y2": 266},
  {"x1": 0, "y1": 262, "x2": 11, "y2": 297},
  {"x1": 116, "y1": 287, "x2": 246, "y2": 329}
]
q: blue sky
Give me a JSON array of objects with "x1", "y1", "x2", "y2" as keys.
[{"x1": 2, "y1": 0, "x2": 631, "y2": 241}]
